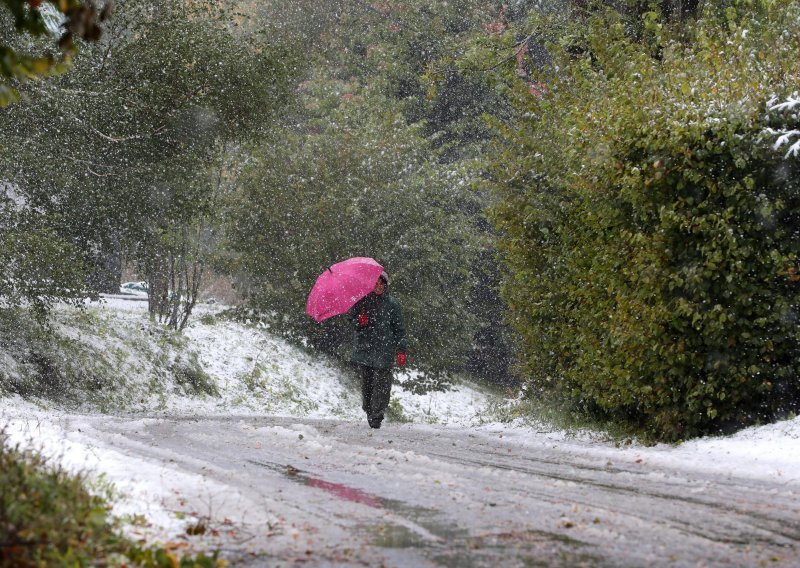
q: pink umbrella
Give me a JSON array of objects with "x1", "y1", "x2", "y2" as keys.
[{"x1": 306, "y1": 257, "x2": 384, "y2": 323}]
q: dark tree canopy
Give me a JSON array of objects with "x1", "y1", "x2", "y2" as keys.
[{"x1": 1, "y1": 0, "x2": 110, "y2": 105}]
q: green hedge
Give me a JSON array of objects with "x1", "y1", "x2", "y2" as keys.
[{"x1": 487, "y1": 2, "x2": 800, "y2": 440}]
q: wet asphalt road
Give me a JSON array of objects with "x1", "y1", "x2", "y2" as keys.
[{"x1": 71, "y1": 415, "x2": 800, "y2": 567}]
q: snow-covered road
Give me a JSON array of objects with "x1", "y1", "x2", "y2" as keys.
[{"x1": 32, "y1": 414, "x2": 800, "y2": 567}]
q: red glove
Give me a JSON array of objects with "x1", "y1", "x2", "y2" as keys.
[
  {"x1": 358, "y1": 312, "x2": 369, "y2": 327},
  {"x1": 396, "y1": 352, "x2": 407, "y2": 367}
]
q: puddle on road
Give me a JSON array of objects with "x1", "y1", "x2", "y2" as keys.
[
  {"x1": 369, "y1": 522, "x2": 433, "y2": 548},
  {"x1": 248, "y1": 458, "x2": 466, "y2": 539},
  {"x1": 304, "y1": 477, "x2": 383, "y2": 508},
  {"x1": 248, "y1": 459, "x2": 456, "y2": 527},
  {"x1": 248, "y1": 459, "x2": 599, "y2": 567},
  {"x1": 248, "y1": 459, "x2": 387, "y2": 508}
]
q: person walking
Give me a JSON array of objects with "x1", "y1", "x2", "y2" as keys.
[{"x1": 349, "y1": 271, "x2": 407, "y2": 429}]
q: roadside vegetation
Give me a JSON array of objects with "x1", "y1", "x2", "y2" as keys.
[
  {"x1": 0, "y1": 302, "x2": 491, "y2": 564},
  {"x1": 13, "y1": 1, "x2": 800, "y2": 562},
  {"x1": 0, "y1": 432, "x2": 222, "y2": 567},
  {"x1": 465, "y1": 0, "x2": 800, "y2": 441},
  {"x1": 0, "y1": 306, "x2": 212, "y2": 412}
]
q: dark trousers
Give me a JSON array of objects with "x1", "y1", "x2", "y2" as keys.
[{"x1": 357, "y1": 364, "x2": 393, "y2": 425}]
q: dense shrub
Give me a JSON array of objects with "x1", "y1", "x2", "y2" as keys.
[
  {"x1": 486, "y1": 2, "x2": 800, "y2": 440},
  {"x1": 0, "y1": 438, "x2": 125, "y2": 565}
]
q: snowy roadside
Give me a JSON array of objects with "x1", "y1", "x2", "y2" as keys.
[
  {"x1": 477, "y1": 415, "x2": 800, "y2": 488},
  {"x1": 1, "y1": 405, "x2": 212, "y2": 541},
  {"x1": 4, "y1": 395, "x2": 800, "y2": 555},
  {"x1": 2, "y1": 296, "x2": 800, "y2": 551},
  {"x1": 0, "y1": 297, "x2": 494, "y2": 545},
  {"x1": 73, "y1": 296, "x2": 489, "y2": 426}
]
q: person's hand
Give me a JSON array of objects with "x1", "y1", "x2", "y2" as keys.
[
  {"x1": 358, "y1": 312, "x2": 369, "y2": 327},
  {"x1": 396, "y1": 352, "x2": 407, "y2": 367}
]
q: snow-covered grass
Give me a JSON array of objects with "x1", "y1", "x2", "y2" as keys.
[
  {"x1": 4, "y1": 296, "x2": 800, "y2": 466},
  {"x1": 0, "y1": 298, "x2": 491, "y2": 550},
  {"x1": 476, "y1": 391, "x2": 800, "y2": 486},
  {"x1": 0, "y1": 297, "x2": 490, "y2": 425}
]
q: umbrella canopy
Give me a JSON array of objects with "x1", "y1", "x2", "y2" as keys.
[{"x1": 305, "y1": 257, "x2": 385, "y2": 323}]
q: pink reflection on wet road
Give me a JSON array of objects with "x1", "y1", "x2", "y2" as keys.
[{"x1": 306, "y1": 477, "x2": 383, "y2": 508}]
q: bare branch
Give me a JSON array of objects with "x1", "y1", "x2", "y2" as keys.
[{"x1": 87, "y1": 166, "x2": 120, "y2": 178}]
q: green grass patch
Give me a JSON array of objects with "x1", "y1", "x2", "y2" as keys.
[
  {"x1": 173, "y1": 354, "x2": 219, "y2": 398},
  {"x1": 198, "y1": 313, "x2": 217, "y2": 326},
  {"x1": 386, "y1": 397, "x2": 412, "y2": 424}
]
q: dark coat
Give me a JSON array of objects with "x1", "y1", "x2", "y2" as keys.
[{"x1": 349, "y1": 292, "x2": 407, "y2": 369}]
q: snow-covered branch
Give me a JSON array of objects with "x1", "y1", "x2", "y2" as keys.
[
  {"x1": 773, "y1": 130, "x2": 800, "y2": 158},
  {"x1": 769, "y1": 95, "x2": 800, "y2": 113},
  {"x1": 766, "y1": 94, "x2": 800, "y2": 158}
]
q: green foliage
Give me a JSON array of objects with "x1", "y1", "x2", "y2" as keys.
[
  {"x1": 2, "y1": 0, "x2": 516, "y2": 384},
  {"x1": 324, "y1": 0, "x2": 501, "y2": 155},
  {"x1": 223, "y1": 74, "x2": 482, "y2": 384},
  {"x1": 386, "y1": 396, "x2": 412, "y2": 423},
  {"x1": 0, "y1": 436, "x2": 126, "y2": 565},
  {"x1": 118, "y1": 546, "x2": 223, "y2": 568},
  {"x1": 215, "y1": 0, "x2": 518, "y2": 388},
  {"x1": 241, "y1": 364, "x2": 267, "y2": 393},
  {"x1": 0, "y1": 0, "x2": 109, "y2": 106},
  {"x1": 0, "y1": 434, "x2": 223, "y2": 566},
  {"x1": 199, "y1": 313, "x2": 217, "y2": 326},
  {"x1": 0, "y1": 209, "x2": 88, "y2": 319},
  {"x1": 172, "y1": 355, "x2": 219, "y2": 398},
  {"x1": 1, "y1": 0, "x2": 297, "y2": 326},
  {"x1": 483, "y1": 2, "x2": 800, "y2": 440},
  {"x1": 96, "y1": 0, "x2": 294, "y2": 323}
]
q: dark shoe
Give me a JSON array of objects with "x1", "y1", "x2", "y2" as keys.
[{"x1": 368, "y1": 419, "x2": 382, "y2": 429}]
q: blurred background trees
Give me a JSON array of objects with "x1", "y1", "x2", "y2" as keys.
[
  {"x1": 1, "y1": 0, "x2": 295, "y2": 326},
  {"x1": 220, "y1": 0, "x2": 514, "y2": 388},
  {"x1": 4, "y1": 0, "x2": 800, "y2": 437}
]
